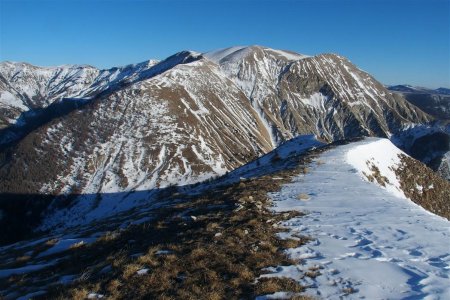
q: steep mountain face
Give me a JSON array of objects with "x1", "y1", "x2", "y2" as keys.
[
  {"x1": 0, "y1": 46, "x2": 433, "y2": 233},
  {"x1": 0, "y1": 53, "x2": 273, "y2": 196},
  {"x1": 206, "y1": 47, "x2": 430, "y2": 143},
  {"x1": 388, "y1": 85, "x2": 450, "y2": 120}
]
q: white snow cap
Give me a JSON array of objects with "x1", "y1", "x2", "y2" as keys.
[{"x1": 203, "y1": 45, "x2": 309, "y2": 63}]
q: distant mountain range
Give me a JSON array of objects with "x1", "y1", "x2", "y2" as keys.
[
  {"x1": 387, "y1": 85, "x2": 450, "y2": 120},
  {"x1": 388, "y1": 84, "x2": 450, "y2": 95}
]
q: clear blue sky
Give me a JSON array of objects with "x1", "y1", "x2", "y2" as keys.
[{"x1": 1, "y1": 0, "x2": 449, "y2": 88}]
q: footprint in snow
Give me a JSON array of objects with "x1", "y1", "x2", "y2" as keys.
[
  {"x1": 350, "y1": 237, "x2": 373, "y2": 247},
  {"x1": 336, "y1": 252, "x2": 362, "y2": 260},
  {"x1": 362, "y1": 247, "x2": 384, "y2": 258},
  {"x1": 329, "y1": 234, "x2": 341, "y2": 240},
  {"x1": 407, "y1": 249, "x2": 423, "y2": 257},
  {"x1": 427, "y1": 256, "x2": 450, "y2": 269}
]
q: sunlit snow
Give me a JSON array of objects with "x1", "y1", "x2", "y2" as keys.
[{"x1": 268, "y1": 138, "x2": 450, "y2": 299}]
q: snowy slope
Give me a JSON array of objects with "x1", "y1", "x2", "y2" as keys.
[
  {"x1": 268, "y1": 138, "x2": 450, "y2": 299},
  {"x1": 204, "y1": 46, "x2": 309, "y2": 64},
  {"x1": 0, "y1": 62, "x2": 96, "y2": 128},
  {"x1": 21, "y1": 58, "x2": 275, "y2": 231}
]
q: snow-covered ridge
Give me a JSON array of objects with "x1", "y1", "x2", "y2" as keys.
[
  {"x1": 269, "y1": 138, "x2": 450, "y2": 299},
  {"x1": 203, "y1": 46, "x2": 248, "y2": 63},
  {"x1": 346, "y1": 138, "x2": 407, "y2": 199}
]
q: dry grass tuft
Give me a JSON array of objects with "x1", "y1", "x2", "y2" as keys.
[
  {"x1": 395, "y1": 154, "x2": 450, "y2": 220},
  {"x1": 297, "y1": 193, "x2": 310, "y2": 201},
  {"x1": 255, "y1": 277, "x2": 304, "y2": 295},
  {"x1": 15, "y1": 255, "x2": 31, "y2": 262},
  {"x1": 304, "y1": 270, "x2": 321, "y2": 278},
  {"x1": 280, "y1": 238, "x2": 306, "y2": 249},
  {"x1": 364, "y1": 161, "x2": 389, "y2": 187},
  {"x1": 71, "y1": 288, "x2": 89, "y2": 300},
  {"x1": 342, "y1": 287, "x2": 356, "y2": 294},
  {"x1": 122, "y1": 263, "x2": 143, "y2": 280},
  {"x1": 97, "y1": 231, "x2": 120, "y2": 242},
  {"x1": 45, "y1": 238, "x2": 59, "y2": 246}
]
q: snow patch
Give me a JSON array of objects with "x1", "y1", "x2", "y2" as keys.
[
  {"x1": 36, "y1": 238, "x2": 96, "y2": 258},
  {"x1": 203, "y1": 46, "x2": 248, "y2": 63},
  {"x1": 346, "y1": 138, "x2": 406, "y2": 199},
  {"x1": 0, "y1": 91, "x2": 27, "y2": 110},
  {"x1": 300, "y1": 92, "x2": 328, "y2": 110},
  {"x1": 266, "y1": 49, "x2": 310, "y2": 61}
]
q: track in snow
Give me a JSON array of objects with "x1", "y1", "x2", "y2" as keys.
[{"x1": 267, "y1": 138, "x2": 450, "y2": 299}]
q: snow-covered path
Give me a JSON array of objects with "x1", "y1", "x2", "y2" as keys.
[{"x1": 269, "y1": 138, "x2": 450, "y2": 299}]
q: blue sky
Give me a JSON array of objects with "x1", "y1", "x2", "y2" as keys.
[{"x1": 0, "y1": 0, "x2": 449, "y2": 88}]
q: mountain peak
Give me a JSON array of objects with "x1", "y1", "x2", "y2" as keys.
[{"x1": 203, "y1": 45, "x2": 309, "y2": 64}]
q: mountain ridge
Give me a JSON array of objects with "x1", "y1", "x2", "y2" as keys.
[{"x1": 0, "y1": 45, "x2": 437, "y2": 238}]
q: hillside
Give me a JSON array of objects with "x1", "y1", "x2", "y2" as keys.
[{"x1": 0, "y1": 137, "x2": 448, "y2": 299}]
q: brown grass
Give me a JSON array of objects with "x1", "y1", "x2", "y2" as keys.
[
  {"x1": 255, "y1": 277, "x2": 304, "y2": 295},
  {"x1": 395, "y1": 154, "x2": 450, "y2": 220},
  {"x1": 364, "y1": 161, "x2": 390, "y2": 187},
  {"x1": 45, "y1": 238, "x2": 59, "y2": 246},
  {"x1": 10, "y1": 143, "x2": 344, "y2": 299},
  {"x1": 71, "y1": 288, "x2": 89, "y2": 300},
  {"x1": 342, "y1": 287, "x2": 356, "y2": 294},
  {"x1": 304, "y1": 271, "x2": 321, "y2": 278}
]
